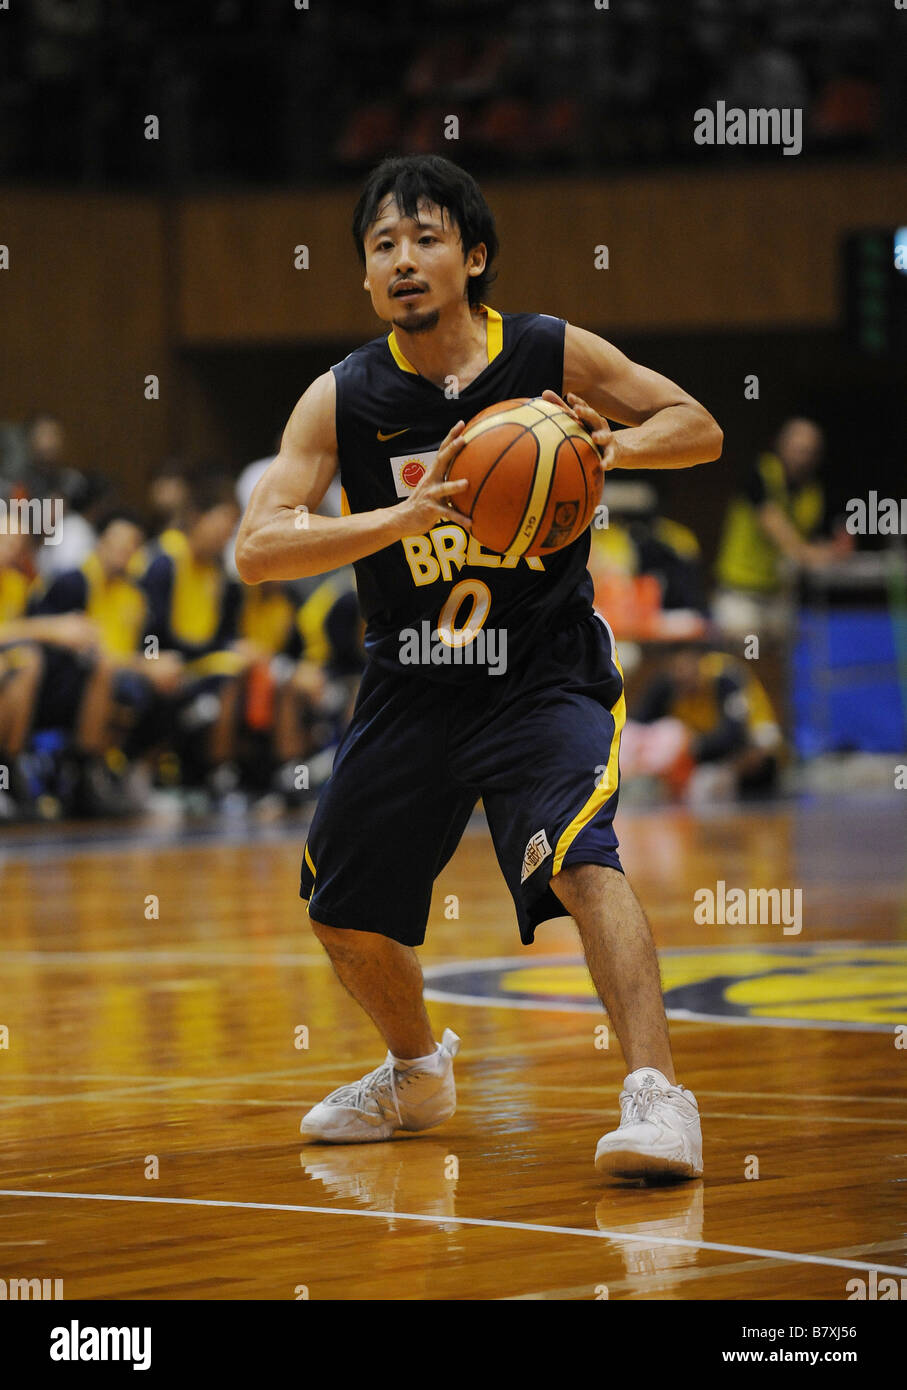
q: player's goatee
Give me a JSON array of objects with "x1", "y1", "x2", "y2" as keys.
[{"x1": 392, "y1": 308, "x2": 440, "y2": 334}]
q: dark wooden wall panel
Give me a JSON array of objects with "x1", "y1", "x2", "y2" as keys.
[
  {"x1": 175, "y1": 163, "x2": 907, "y2": 342},
  {"x1": 0, "y1": 194, "x2": 171, "y2": 501},
  {"x1": 3, "y1": 161, "x2": 905, "y2": 508}
]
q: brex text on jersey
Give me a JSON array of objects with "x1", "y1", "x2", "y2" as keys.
[{"x1": 331, "y1": 307, "x2": 594, "y2": 682}]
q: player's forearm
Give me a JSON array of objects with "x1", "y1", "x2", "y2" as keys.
[
  {"x1": 236, "y1": 506, "x2": 411, "y2": 583},
  {"x1": 759, "y1": 504, "x2": 814, "y2": 565},
  {"x1": 0, "y1": 615, "x2": 70, "y2": 645},
  {"x1": 606, "y1": 405, "x2": 723, "y2": 471}
]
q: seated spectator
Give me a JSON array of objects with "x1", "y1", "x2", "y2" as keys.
[
  {"x1": 18, "y1": 412, "x2": 68, "y2": 494},
  {"x1": 28, "y1": 507, "x2": 148, "y2": 658},
  {"x1": 713, "y1": 418, "x2": 852, "y2": 639},
  {"x1": 622, "y1": 645, "x2": 783, "y2": 804},
  {"x1": 238, "y1": 567, "x2": 364, "y2": 804},
  {"x1": 590, "y1": 480, "x2": 706, "y2": 612},
  {"x1": 37, "y1": 470, "x2": 113, "y2": 579},
  {"x1": 0, "y1": 527, "x2": 131, "y2": 818},
  {"x1": 27, "y1": 508, "x2": 184, "y2": 795},
  {"x1": 134, "y1": 469, "x2": 254, "y2": 799},
  {"x1": 713, "y1": 14, "x2": 809, "y2": 118},
  {"x1": 147, "y1": 458, "x2": 191, "y2": 537},
  {"x1": 811, "y1": 37, "x2": 881, "y2": 150}
]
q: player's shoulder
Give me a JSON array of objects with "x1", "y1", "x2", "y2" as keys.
[
  {"x1": 503, "y1": 309, "x2": 565, "y2": 331},
  {"x1": 330, "y1": 331, "x2": 392, "y2": 381},
  {"x1": 498, "y1": 310, "x2": 567, "y2": 372},
  {"x1": 499, "y1": 309, "x2": 566, "y2": 344},
  {"x1": 28, "y1": 566, "x2": 87, "y2": 612},
  {"x1": 703, "y1": 650, "x2": 745, "y2": 688},
  {"x1": 136, "y1": 530, "x2": 183, "y2": 582},
  {"x1": 49, "y1": 566, "x2": 89, "y2": 596}
]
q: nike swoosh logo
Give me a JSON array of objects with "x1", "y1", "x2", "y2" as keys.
[{"x1": 377, "y1": 427, "x2": 410, "y2": 441}]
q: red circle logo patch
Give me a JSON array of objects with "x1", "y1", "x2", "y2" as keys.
[{"x1": 401, "y1": 460, "x2": 425, "y2": 488}]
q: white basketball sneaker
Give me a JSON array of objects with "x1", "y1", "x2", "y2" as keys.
[
  {"x1": 300, "y1": 1029, "x2": 460, "y2": 1143},
  {"x1": 595, "y1": 1067, "x2": 703, "y2": 1180}
]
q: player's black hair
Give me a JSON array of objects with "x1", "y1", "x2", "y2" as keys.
[
  {"x1": 184, "y1": 469, "x2": 238, "y2": 517},
  {"x1": 64, "y1": 471, "x2": 112, "y2": 516},
  {"x1": 156, "y1": 455, "x2": 189, "y2": 481},
  {"x1": 352, "y1": 155, "x2": 498, "y2": 308},
  {"x1": 24, "y1": 411, "x2": 63, "y2": 432},
  {"x1": 96, "y1": 505, "x2": 146, "y2": 535}
]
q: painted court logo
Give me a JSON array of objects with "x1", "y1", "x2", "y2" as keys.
[
  {"x1": 520, "y1": 828, "x2": 552, "y2": 883},
  {"x1": 423, "y1": 944, "x2": 907, "y2": 1031}
]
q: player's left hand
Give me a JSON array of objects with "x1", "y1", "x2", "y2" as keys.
[
  {"x1": 541, "y1": 390, "x2": 615, "y2": 470},
  {"x1": 230, "y1": 639, "x2": 267, "y2": 670}
]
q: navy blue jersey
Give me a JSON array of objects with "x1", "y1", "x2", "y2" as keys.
[
  {"x1": 137, "y1": 529, "x2": 241, "y2": 661},
  {"x1": 332, "y1": 306, "x2": 594, "y2": 682}
]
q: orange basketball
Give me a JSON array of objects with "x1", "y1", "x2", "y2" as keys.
[{"x1": 445, "y1": 396, "x2": 602, "y2": 557}]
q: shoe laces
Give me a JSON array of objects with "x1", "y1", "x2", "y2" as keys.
[
  {"x1": 621, "y1": 1083, "x2": 667, "y2": 1124},
  {"x1": 331, "y1": 1057, "x2": 402, "y2": 1124}
]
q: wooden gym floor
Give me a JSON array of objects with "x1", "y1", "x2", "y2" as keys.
[{"x1": 0, "y1": 795, "x2": 905, "y2": 1300}]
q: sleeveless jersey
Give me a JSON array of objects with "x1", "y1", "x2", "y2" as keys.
[
  {"x1": 331, "y1": 306, "x2": 594, "y2": 682},
  {"x1": 715, "y1": 452, "x2": 823, "y2": 593}
]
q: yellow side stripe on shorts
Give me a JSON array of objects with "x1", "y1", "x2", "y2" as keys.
[
  {"x1": 304, "y1": 843, "x2": 316, "y2": 878},
  {"x1": 551, "y1": 652, "x2": 627, "y2": 877}
]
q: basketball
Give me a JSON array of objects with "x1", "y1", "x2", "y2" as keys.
[{"x1": 444, "y1": 396, "x2": 602, "y2": 557}]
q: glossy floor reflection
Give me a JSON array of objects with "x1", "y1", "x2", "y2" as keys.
[{"x1": 1, "y1": 796, "x2": 905, "y2": 1299}]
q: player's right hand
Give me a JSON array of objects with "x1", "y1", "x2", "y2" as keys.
[
  {"x1": 44, "y1": 613, "x2": 102, "y2": 653},
  {"x1": 399, "y1": 420, "x2": 473, "y2": 534},
  {"x1": 146, "y1": 650, "x2": 184, "y2": 694}
]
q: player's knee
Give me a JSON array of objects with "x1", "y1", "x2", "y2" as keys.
[
  {"x1": 91, "y1": 652, "x2": 117, "y2": 681},
  {"x1": 14, "y1": 645, "x2": 44, "y2": 692},
  {"x1": 309, "y1": 917, "x2": 349, "y2": 952},
  {"x1": 551, "y1": 861, "x2": 622, "y2": 909},
  {"x1": 309, "y1": 916, "x2": 379, "y2": 960},
  {"x1": 20, "y1": 645, "x2": 44, "y2": 678}
]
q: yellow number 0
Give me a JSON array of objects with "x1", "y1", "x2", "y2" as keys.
[{"x1": 437, "y1": 579, "x2": 492, "y2": 648}]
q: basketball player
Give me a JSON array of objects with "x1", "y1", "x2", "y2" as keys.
[{"x1": 236, "y1": 156, "x2": 723, "y2": 1180}]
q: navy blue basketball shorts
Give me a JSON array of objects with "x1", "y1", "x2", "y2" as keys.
[{"x1": 299, "y1": 611, "x2": 626, "y2": 946}]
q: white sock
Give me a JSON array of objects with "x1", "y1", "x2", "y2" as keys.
[{"x1": 392, "y1": 1043, "x2": 443, "y2": 1072}]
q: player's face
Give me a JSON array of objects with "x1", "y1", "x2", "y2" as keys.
[
  {"x1": 670, "y1": 651, "x2": 701, "y2": 693},
  {"x1": 96, "y1": 520, "x2": 144, "y2": 577},
  {"x1": 28, "y1": 418, "x2": 65, "y2": 463},
  {"x1": 192, "y1": 502, "x2": 240, "y2": 559},
  {"x1": 0, "y1": 532, "x2": 31, "y2": 568},
  {"x1": 778, "y1": 420, "x2": 823, "y2": 480},
  {"x1": 362, "y1": 195, "x2": 484, "y2": 333}
]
